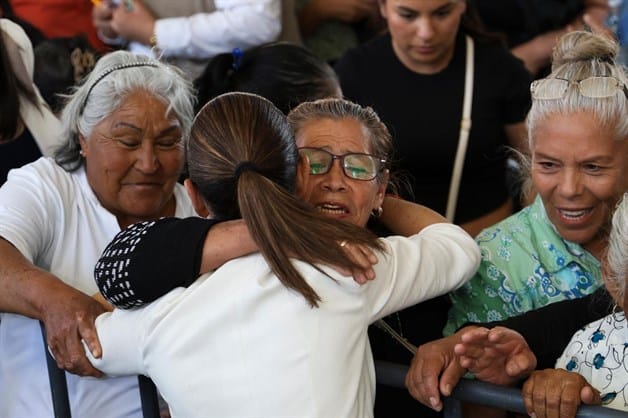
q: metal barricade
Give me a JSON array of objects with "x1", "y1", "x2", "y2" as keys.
[{"x1": 374, "y1": 360, "x2": 628, "y2": 418}]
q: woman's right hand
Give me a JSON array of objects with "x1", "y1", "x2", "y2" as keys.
[
  {"x1": 405, "y1": 330, "x2": 472, "y2": 411},
  {"x1": 41, "y1": 286, "x2": 107, "y2": 377}
]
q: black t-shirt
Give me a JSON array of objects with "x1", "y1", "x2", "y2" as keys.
[
  {"x1": 335, "y1": 32, "x2": 531, "y2": 224},
  {"x1": 475, "y1": 0, "x2": 585, "y2": 48}
]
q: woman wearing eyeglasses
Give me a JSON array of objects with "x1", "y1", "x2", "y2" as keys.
[
  {"x1": 87, "y1": 93, "x2": 480, "y2": 417},
  {"x1": 405, "y1": 30, "x2": 628, "y2": 414}
]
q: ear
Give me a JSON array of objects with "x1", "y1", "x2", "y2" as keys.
[
  {"x1": 184, "y1": 179, "x2": 211, "y2": 218},
  {"x1": 78, "y1": 133, "x2": 89, "y2": 157},
  {"x1": 373, "y1": 169, "x2": 390, "y2": 210}
]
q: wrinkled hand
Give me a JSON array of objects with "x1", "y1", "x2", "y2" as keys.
[
  {"x1": 42, "y1": 287, "x2": 107, "y2": 377},
  {"x1": 405, "y1": 330, "x2": 473, "y2": 411},
  {"x1": 454, "y1": 326, "x2": 536, "y2": 386},
  {"x1": 109, "y1": 0, "x2": 156, "y2": 45},
  {"x1": 335, "y1": 241, "x2": 378, "y2": 284},
  {"x1": 522, "y1": 368, "x2": 601, "y2": 418}
]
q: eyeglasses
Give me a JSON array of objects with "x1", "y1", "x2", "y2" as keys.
[
  {"x1": 530, "y1": 76, "x2": 628, "y2": 100},
  {"x1": 298, "y1": 147, "x2": 386, "y2": 181}
]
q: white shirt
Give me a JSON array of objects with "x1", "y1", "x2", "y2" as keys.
[
  {"x1": 89, "y1": 224, "x2": 480, "y2": 417},
  {"x1": 121, "y1": 0, "x2": 283, "y2": 77},
  {"x1": 0, "y1": 157, "x2": 196, "y2": 417}
]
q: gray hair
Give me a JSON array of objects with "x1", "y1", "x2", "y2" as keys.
[
  {"x1": 55, "y1": 50, "x2": 195, "y2": 171},
  {"x1": 606, "y1": 193, "x2": 628, "y2": 304},
  {"x1": 526, "y1": 31, "x2": 628, "y2": 146},
  {"x1": 287, "y1": 98, "x2": 392, "y2": 183}
]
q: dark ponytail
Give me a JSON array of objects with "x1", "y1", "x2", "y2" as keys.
[{"x1": 188, "y1": 92, "x2": 384, "y2": 307}]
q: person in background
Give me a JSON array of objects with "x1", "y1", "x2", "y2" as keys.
[
  {"x1": 92, "y1": 0, "x2": 301, "y2": 78},
  {"x1": 474, "y1": 0, "x2": 609, "y2": 78},
  {"x1": 406, "y1": 29, "x2": 628, "y2": 414},
  {"x1": 0, "y1": 50, "x2": 200, "y2": 417},
  {"x1": 335, "y1": 0, "x2": 531, "y2": 238},
  {"x1": 33, "y1": 35, "x2": 100, "y2": 114},
  {"x1": 0, "y1": 0, "x2": 110, "y2": 52},
  {"x1": 0, "y1": 18, "x2": 63, "y2": 184},
  {"x1": 194, "y1": 41, "x2": 341, "y2": 114},
  {"x1": 295, "y1": 0, "x2": 384, "y2": 63},
  {"x1": 86, "y1": 93, "x2": 480, "y2": 417},
  {"x1": 333, "y1": 2, "x2": 531, "y2": 414}
]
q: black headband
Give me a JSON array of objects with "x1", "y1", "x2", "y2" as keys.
[{"x1": 80, "y1": 62, "x2": 160, "y2": 114}]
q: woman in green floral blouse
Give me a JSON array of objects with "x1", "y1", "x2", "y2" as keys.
[{"x1": 444, "y1": 30, "x2": 628, "y2": 336}]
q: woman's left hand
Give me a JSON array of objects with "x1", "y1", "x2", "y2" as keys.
[
  {"x1": 522, "y1": 368, "x2": 601, "y2": 418},
  {"x1": 455, "y1": 326, "x2": 536, "y2": 386},
  {"x1": 337, "y1": 241, "x2": 378, "y2": 284}
]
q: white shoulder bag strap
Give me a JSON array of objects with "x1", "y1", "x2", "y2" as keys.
[{"x1": 445, "y1": 35, "x2": 474, "y2": 222}]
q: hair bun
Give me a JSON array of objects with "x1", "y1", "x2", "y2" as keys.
[{"x1": 551, "y1": 30, "x2": 620, "y2": 70}]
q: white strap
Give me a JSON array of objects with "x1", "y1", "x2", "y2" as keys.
[
  {"x1": 374, "y1": 319, "x2": 417, "y2": 354},
  {"x1": 445, "y1": 35, "x2": 474, "y2": 222}
]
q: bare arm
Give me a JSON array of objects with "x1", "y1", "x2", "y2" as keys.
[
  {"x1": 379, "y1": 195, "x2": 448, "y2": 237},
  {"x1": 511, "y1": 1, "x2": 609, "y2": 76},
  {"x1": 0, "y1": 238, "x2": 105, "y2": 377},
  {"x1": 298, "y1": 0, "x2": 379, "y2": 36},
  {"x1": 199, "y1": 219, "x2": 257, "y2": 273}
]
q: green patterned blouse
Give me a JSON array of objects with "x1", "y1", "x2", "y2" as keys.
[{"x1": 444, "y1": 196, "x2": 602, "y2": 336}]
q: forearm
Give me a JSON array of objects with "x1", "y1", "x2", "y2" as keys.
[
  {"x1": 156, "y1": 1, "x2": 281, "y2": 58},
  {"x1": 511, "y1": 30, "x2": 562, "y2": 75},
  {"x1": 583, "y1": 0, "x2": 610, "y2": 23},
  {"x1": 200, "y1": 219, "x2": 257, "y2": 273},
  {"x1": 298, "y1": 0, "x2": 329, "y2": 36},
  {"x1": 96, "y1": 217, "x2": 258, "y2": 308},
  {"x1": 0, "y1": 238, "x2": 69, "y2": 319},
  {"x1": 379, "y1": 196, "x2": 448, "y2": 237}
]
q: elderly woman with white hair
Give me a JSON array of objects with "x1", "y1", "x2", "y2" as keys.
[{"x1": 0, "y1": 49, "x2": 200, "y2": 417}]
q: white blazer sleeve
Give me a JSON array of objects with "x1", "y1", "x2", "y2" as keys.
[
  {"x1": 87, "y1": 309, "x2": 147, "y2": 376},
  {"x1": 367, "y1": 223, "x2": 480, "y2": 321},
  {"x1": 155, "y1": 0, "x2": 281, "y2": 59}
]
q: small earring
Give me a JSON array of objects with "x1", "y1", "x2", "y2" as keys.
[
  {"x1": 79, "y1": 150, "x2": 85, "y2": 157},
  {"x1": 372, "y1": 206, "x2": 383, "y2": 218}
]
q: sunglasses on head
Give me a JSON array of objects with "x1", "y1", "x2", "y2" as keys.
[
  {"x1": 530, "y1": 76, "x2": 628, "y2": 100},
  {"x1": 298, "y1": 147, "x2": 386, "y2": 181}
]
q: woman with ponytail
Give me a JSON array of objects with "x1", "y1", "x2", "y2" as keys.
[{"x1": 86, "y1": 92, "x2": 480, "y2": 417}]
